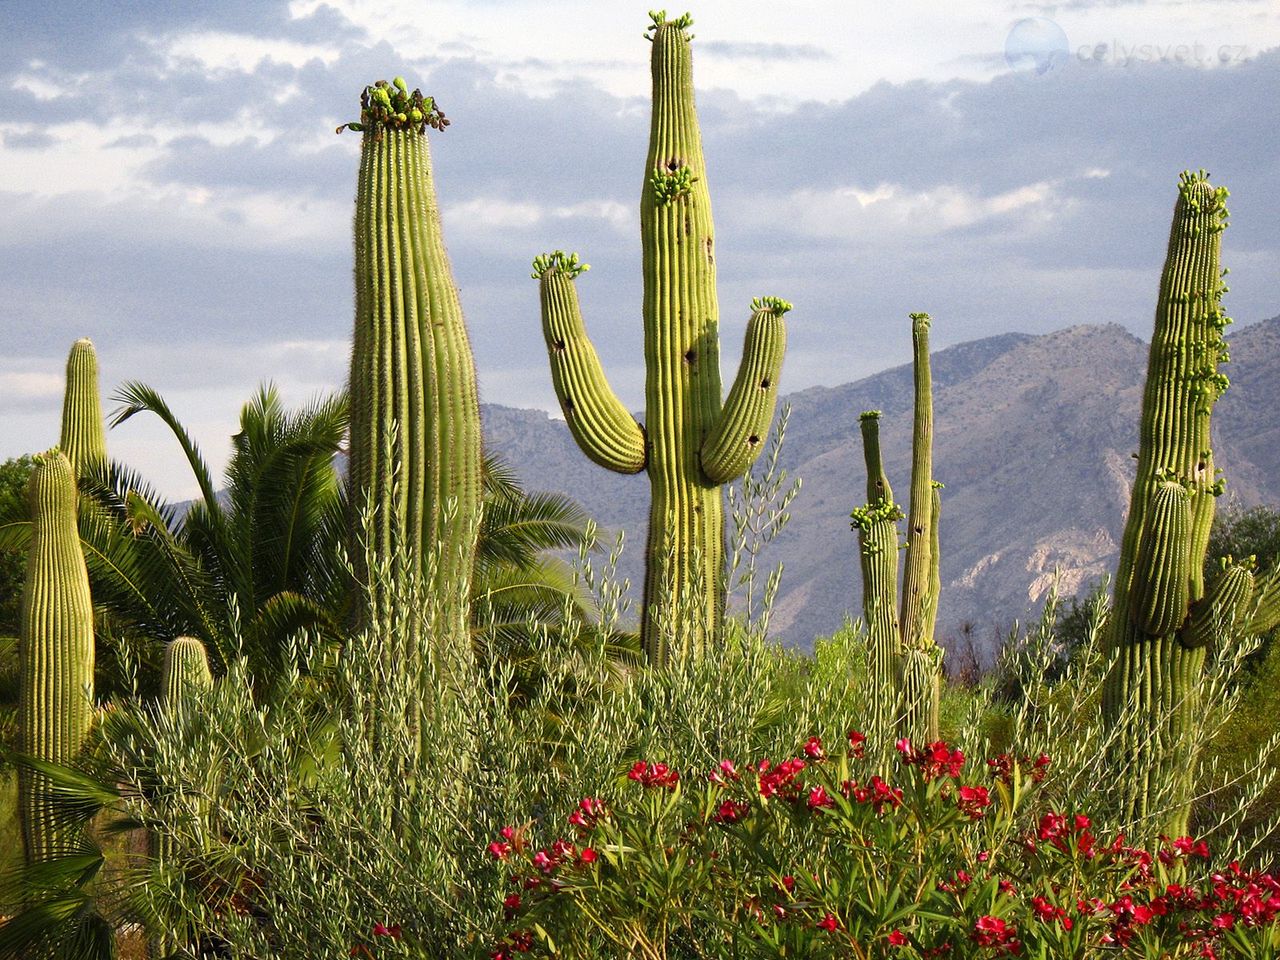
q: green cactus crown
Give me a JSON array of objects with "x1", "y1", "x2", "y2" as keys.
[
  {"x1": 1178, "y1": 169, "x2": 1230, "y2": 219},
  {"x1": 645, "y1": 10, "x2": 695, "y2": 40},
  {"x1": 850, "y1": 499, "x2": 904, "y2": 531},
  {"x1": 751, "y1": 296, "x2": 793, "y2": 317},
  {"x1": 531, "y1": 250, "x2": 590, "y2": 281},
  {"x1": 859, "y1": 409, "x2": 881, "y2": 422},
  {"x1": 336, "y1": 78, "x2": 448, "y2": 137},
  {"x1": 909, "y1": 312, "x2": 932, "y2": 328}
]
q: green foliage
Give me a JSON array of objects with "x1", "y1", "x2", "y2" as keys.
[
  {"x1": 0, "y1": 456, "x2": 35, "y2": 639},
  {"x1": 1209, "y1": 503, "x2": 1280, "y2": 575}
]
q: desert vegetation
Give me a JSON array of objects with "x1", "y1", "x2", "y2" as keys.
[{"x1": 1, "y1": 10, "x2": 1279, "y2": 959}]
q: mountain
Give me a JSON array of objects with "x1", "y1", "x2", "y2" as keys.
[{"x1": 483, "y1": 316, "x2": 1280, "y2": 652}]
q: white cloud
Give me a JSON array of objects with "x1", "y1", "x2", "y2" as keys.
[
  {"x1": 757, "y1": 180, "x2": 1062, "y2": 240},
  {"x1": 158, "y1": 31, "x2": 341, "y2": 73}
]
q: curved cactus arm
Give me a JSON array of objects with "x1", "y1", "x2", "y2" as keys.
[
  {"x1": 858, "y1": 411, "x2": 893, "y2": 506},
  {"x1": 1247, "y1": 569, "x2": 1280, "y2": 635},
  {"x1": 899, "y1": 312, "x2": 935, "y2": 647},
  {"x1": 700, "y1": 297, "x2": 789, "y2": 485},
  {"x1": 533, "y1": 252, "x2": 646, "y2": 475},
  {"x1": 1179, "y1": 560, "x2": 1254, "y2": 649},
  {"x1": 60, "y1": 339, "x2": 107, "y2": 478},
  {"x1": 1129, "y1": 480, "x2": 1192, "y2": 636}
]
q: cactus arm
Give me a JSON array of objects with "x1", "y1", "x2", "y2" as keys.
[
  {"x1": 533, "y1": 253, "x2": 646, "y2": 475},
  {"x1": 858, "y1": 411, "x2": 893, "y2": 506},
  {"x1": 923, "y1": 482, "x2": 943, "y2": 645},
  {"x1": 1128, "y1": 481, "x2": 1193, "y2": 636},
  {"x1": 1179, "y1": 561, "x2": 1254, "y2": 649},
  {"x1": 899, "y1": 313, "x2": 935, "y2": 647},
  {"x1": 19, "y1": 450, "x2": 95, "y2": 863},
  {"x1": 700, "y1": 297, "x2": 789, "y2": 485},
  {"x1": 1247, "y1": 570, "x2": 1280, "y2": 635},
  {"x1": 59, "y1": 339, "x2": 107, "y2": 479}
]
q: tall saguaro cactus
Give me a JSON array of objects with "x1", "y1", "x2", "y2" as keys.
[
  {"x1": 1102, "y1": 172, "x2": 1248, "y2": 832},
  {"x1": 340, "y1": 80, "x2": 482, "y2": 671},
  {"x1": 851, "y1": 314, "x2": 942, "y2": 742},
  {"x1": 19, "y1": 449, "x2": 95, "y2": 863},
  {"x1": 59, "y1": 338, "x2": 107, "y2": 478},
  {"x1": 531, "y1": 13, "x2": 790, "y2": 662},
  {"x1": 162, "y1": 635, "x2": 213, "y2": 710}
]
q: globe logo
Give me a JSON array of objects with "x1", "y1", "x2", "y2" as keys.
[{"x1": 1005, "y1": 17, "x2": 1069, "y2": 76}]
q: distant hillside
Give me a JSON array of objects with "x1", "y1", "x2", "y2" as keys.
[{"x1": 482, "y1": 315, "x2": 1280, "y2": 652}]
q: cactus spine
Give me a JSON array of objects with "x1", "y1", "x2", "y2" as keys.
[
  {"x1": 1102, "y1": 171, "x2": 1237, "y2": 833},
  {"x1": 851, "y1": 315, "x2": 942, "y2": 742},
  {"x1": 19, "y1": 449, "x2": 95, "y2": 863},
  {"x1": 532, "y1": 13, "x2": 789, "y2": 662},
  {"x1": 342, "y1": 81, "x2": 482, "y2": 672},
  {"x1": 59, "y1": 338, "x2": 107, "y2": 478}
]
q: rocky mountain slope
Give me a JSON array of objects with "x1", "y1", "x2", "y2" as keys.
[{"x1": 483, "y1": 316, "x2": 1280, "y2": 652}]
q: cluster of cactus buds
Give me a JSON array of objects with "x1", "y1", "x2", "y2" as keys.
[
  {"x1": 337, "y1": 78, "x2": 448, "y2": 137},
  {"x1": 530, "y1": 250, "x2": 590, "y2": 281},
  {"x1": 650, "y1": 164, "x2": 698, "y2": 205},
  {"x1": 645, "y1": 10, "x2": 695, "y2": 39}
]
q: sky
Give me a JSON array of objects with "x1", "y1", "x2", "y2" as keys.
[{"x1": 1, "y1": 0, "x2": 1277, "y2": 499}]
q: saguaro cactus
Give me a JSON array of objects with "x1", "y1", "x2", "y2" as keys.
[
  {"x1": 1102, "y1": 171, "x2": 1254, "y2": 832},
  {"x1": 19, "y1": 449, "x2": 95, "y2": 863},
  {"x1": 340, "y1": 80, "x2": 482, "y2": 670},
  {"x1": 162, "y1": 635, "x2": 213, "y2": 710},
  {"x1": 850, "y1": 314, "x2": 942, "y2": 742},
  {"x1": 531, "y1": 13, "x2": 790, "y2": 662},
  {"x1": 59, "y1": 338, "x2": 107, "y2": 478}
]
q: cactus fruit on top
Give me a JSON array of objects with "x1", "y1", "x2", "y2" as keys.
[
  {"x1": 531, "y1": 13, "x2": 790, "y2": 663},
  {"x1": 1101, "y1": 171, "x2": 1273, "y2": 833},
  {"x1": 850, "y1": 315, "x2": 942, "y2": 743},
  {"x1": 59, "y1": 338, "x2": 107, "y2": 478},
  {"x1": 340, "y1": 79, "x2": 481, "y2": 675},
  {"x1": 18, "y1": 449, "x2": 95, "y2": 864}
]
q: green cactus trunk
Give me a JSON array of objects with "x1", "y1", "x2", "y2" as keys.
[
  {"x1": 19, "y1": 449, "x2": 95, "y2": 864},
  {"x1": 1103, "y1": 172, "x2": 1233, "y2": 834},
  {"x1": 344, "y1": 82, "x2": 482, "y2": 678},
  {"x1": 59, "y1": 338, "x2": 107, "y2": 479},
  {"x1": 532, "y1": 15, "x2": 789, "y2": 663},
  {"x1": 150, "y1": 636, "x2": 214, "y2": 959},
  {"x1": 851, "y1": 316, "x2": 941, "y2": 743},
  {"x1": 851, "y1": 412, "x2": 901, "y2": 737}
]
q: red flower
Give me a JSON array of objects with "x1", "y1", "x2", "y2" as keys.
[
  {"x1": 710, "y1": 759, "x2": 741, "y2": 786},
  {"x1": 818, "y1": 913, "x2": 840, "y2": 932},
  {"x1": 628, "y1": 761, "x2": 679, "y2": 789},
  {"x1": 803, "y1": 736, "x2": 825, "y2": 760},
  {"x1": 714, "y1": 799, "x2": 750, "y2": 824},
  {"x1": 847, "y1": 730, "x2": 867, "y2": 758},
  {"x1": 957, "y1": 785, "x2": 990, "y2": 819},
  {"x1": 972, "y1": 915, "x2": 1021, "y2": 953},
  {"x1": 503, "y1": 893, "x2": 521, "y2": 918},
  {"x1": 488, "y1": 841, "x2": 512, "y2": 860},
  {"x1": 578, "y1": 847, "x2": 598, "y2": 865},
  {"x1": 372, "y1": 922, "x2": 401, "y2": 939},
  {"x1": 888, "y1": 929, "x2": 909, "y2": 947},
  {"x1": 807, "y1": 785, "x2": 835, "y2": 810}
]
